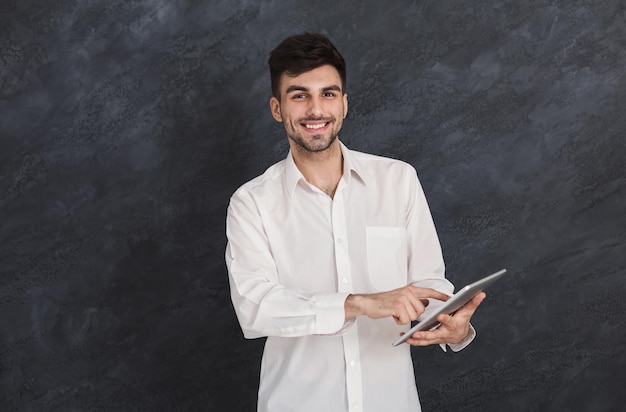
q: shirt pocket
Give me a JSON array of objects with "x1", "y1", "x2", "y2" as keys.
[{"x1": 366, "y1": 226, "x2": 408, "y2": 291}]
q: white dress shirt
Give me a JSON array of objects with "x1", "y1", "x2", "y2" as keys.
[{"x1": 225, "y1": 141, "x2": 474, "y2": 412}]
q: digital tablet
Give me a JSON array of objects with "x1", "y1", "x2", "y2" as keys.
[{"x1": 392, "y1": 269, "x2": 507, "y2": 347}]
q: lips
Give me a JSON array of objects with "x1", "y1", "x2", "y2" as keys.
[
  {"x1": 300, "y1": 117, "x2": 332, "y2": 132},
  {"x1": 303, "y1": 122, "x2": 329, "y2": 130}
]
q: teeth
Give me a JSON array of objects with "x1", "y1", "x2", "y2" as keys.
[{"x1": 305, "y1": 123, "x2": 326, "y2": 130}]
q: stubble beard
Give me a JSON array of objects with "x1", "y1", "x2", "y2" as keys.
[{"x1": 286, "y1": 117, "x2": 341, "y2": 155}]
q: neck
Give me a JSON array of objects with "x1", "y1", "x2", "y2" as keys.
[{"x1": 291, "y1": 139, "x2": 343, "y2": 198}]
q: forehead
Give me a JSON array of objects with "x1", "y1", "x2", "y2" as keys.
[{"x1": 279, "y1": 65, "x2": 343, "y2": 94}]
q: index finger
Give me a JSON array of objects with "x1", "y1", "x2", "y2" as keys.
[{"x1": 407, "y1": 286, "x2": 450, "y2": 302}]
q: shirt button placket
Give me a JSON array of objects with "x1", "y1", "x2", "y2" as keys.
[{"x1": 332, "y1": 190, "x2": 364, "y2": 411}]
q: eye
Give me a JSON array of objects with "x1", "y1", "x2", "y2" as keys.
[
  {"x1": 292, "y1": 93, "x2": 308, "y2": 100},
  {"x1": 323, "y1": 92, "x2": 337, "y2": 98}
]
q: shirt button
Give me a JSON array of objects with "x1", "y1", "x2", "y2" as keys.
[
  {"x1": 352, "y1": 402, "x2": 359, "y2": 409},
  {"x1": 342, "y1": 278, "x2": 348, "y2": 284},
  {"x1": 337, "y1": 237, "x2": 343, "y2": 243},
  {"x1": 349, "y1": 360, "x2": 356, "y2": 366}
]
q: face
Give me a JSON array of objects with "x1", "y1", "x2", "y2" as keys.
[{"x1": 270, "y1": 65, "x2": 348, "y2": 154}]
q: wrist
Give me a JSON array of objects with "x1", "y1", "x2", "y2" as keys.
[{"x1": 344, "y1": 294, "x2": 366, "y2": 319}]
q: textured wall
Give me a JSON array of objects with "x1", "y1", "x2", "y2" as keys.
[{"x1": 1, "y1": 0, "x2": 625, "y2": 411}]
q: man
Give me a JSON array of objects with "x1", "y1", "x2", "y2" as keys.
[{"x1": 225, "y1": 33, "x2": 485, "y2": 412}]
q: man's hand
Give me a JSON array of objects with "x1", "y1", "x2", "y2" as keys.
[
  {"x1": 345, "y1": 286, "x2": 450, "y2": 325},
  {"x1": 402, "y1": 292, "x2": 486, "y2": 346}
]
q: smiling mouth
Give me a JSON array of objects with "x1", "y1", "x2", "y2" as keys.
[{"x1": 303, "y1": 122, "x2": 329, "y2": 130}]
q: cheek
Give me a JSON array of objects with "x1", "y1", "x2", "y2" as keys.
[
  {"x1": 335, "y1": 113, "x2": 345, "y2": 127},
  {"x1": 280, "y1": 108, "x2": 297, "y2": 122}
]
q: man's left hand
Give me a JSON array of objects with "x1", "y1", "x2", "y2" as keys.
[{"x1": 401, "y1": 292, "x2": 486, "y2": 346}]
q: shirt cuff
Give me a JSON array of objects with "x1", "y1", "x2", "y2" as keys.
[
  {"x1": 313, "y1": 292, "x2": 351, "y2": 335},
  {"x1": 440, "y1": 324, "x2": 476, "y2": 352}
]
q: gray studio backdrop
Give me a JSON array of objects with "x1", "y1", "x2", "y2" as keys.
[{"x1": 1, "y1": 0, "x2": 625, "y2": 411}]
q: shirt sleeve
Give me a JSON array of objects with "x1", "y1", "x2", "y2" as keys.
[
  {"x1": 404, "y1": 167, "x2": 452, "y2": 294},
  {"x1": 403, "y1": 167, "x2": 477, "y2": 352},
  {"x1": 225, "y1": 188, "x2": 353, "y2": 339}
]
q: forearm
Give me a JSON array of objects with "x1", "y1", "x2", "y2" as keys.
[{"x1": 228, "y1": 263, "x2": 351, "y2": 338}]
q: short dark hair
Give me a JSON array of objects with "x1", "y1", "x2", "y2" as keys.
[{"x1": 269, "y1": 33, "x2": 346, "y2": 99}]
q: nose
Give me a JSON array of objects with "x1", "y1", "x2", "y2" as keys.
[{"x1": 306, "y1": 96, "x2": 324, "y2": 118}]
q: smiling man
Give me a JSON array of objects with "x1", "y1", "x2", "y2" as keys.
[{"x1": 225, "y1": 33, "x2": 485, "y2": 412}]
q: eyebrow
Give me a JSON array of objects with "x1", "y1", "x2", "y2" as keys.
[{"x1": 285, "y1": 85, "x2": 342, "y2": 94}]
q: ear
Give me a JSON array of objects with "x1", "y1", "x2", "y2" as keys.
[
  {"x1": 342, "y1": 93, "x2": 348, "y2": 119},
  {"x1": 270, "y1": 97, "x2": 283, "y2": 122}
]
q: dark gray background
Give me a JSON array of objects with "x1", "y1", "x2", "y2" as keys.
[{"x1": 1, "y1": 0, "x2": 625, "y2": 411}]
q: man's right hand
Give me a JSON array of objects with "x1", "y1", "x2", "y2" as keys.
[{"x1": 344, "y1": 286, "x2": 450, "y2": 325}]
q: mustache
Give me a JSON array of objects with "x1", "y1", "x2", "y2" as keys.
[{"x1": 298, "y1": 116, "x2": 334, "y2": 123}]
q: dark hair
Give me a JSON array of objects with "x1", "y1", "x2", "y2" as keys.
[{"x1": 269, "y1": 33, "x2": 346, "y2": 99}]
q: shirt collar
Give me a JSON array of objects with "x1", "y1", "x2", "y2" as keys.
[
  {"x1": 285, "y1": 140, "x2": 369, "y2": 198},
  {"x1": 340, "y1": 141, "x2": 369, "y2": 187},
  {"x1": 285, "y1": 150, "x2": 302, "y2": 197}
]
